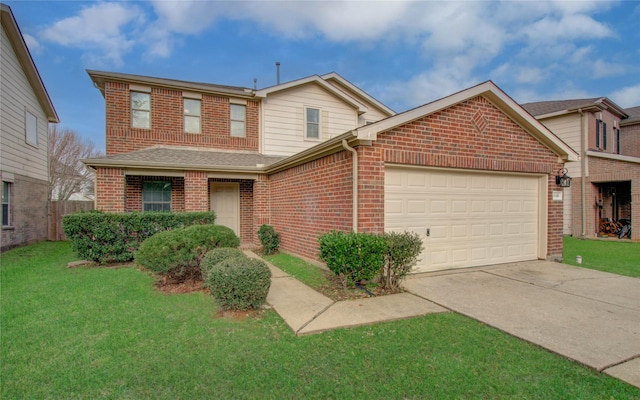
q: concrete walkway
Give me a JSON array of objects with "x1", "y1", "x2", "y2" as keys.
[{"x1": 251, "y1": 250, "x2": 640, "y2": 389}]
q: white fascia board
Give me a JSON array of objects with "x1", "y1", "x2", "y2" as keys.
[
  {"x1": 321, "y1": 72, "x2": 395, "y2": 116},
  {"x1": 255, "y1": 75, "x2": 368, "y2": 114},
  {"x1": 587, "y1": 151, "x2": 640, "y2": 164}
]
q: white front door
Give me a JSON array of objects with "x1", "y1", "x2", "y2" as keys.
[
  {"x1": 210, "y1": 182, "x2": 240, "y2": 236},
  {"x1": 385, "y1": 167, "x2": 541, "y2": 273}
]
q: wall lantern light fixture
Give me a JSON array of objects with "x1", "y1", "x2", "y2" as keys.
[{"x1": 556, "y1": 168, "x2": 572, "y2": 187}]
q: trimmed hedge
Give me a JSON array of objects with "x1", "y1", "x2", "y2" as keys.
[
  {"x1": 206, "y1": 257, "x2": 272, "y2": 310},
  {"x1": 318, "y1": 230, "x2": 387, "y2": 288},
  {"x1": 63, "y1": 211, "x2": 216, "y2": 263},
  {"x1": 135, "y1": 224, "x2": 240, "y2": 276},
  {"x1": 201, "y1": 248, "x2": 247, "y2": 282},
  {"x1": 318, "y1": 230, "x2": 423, "y2": 290}
]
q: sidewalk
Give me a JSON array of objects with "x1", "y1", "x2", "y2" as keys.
[{"x1": 245, "y1": 250, "x2": 447, "y2": 335}]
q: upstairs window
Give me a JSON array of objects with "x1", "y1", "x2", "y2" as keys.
[
  {"x1": 25, "y1": 110, "x2": 38, "y2": 146},
  {"x1": 142, "y1": 181, "x2": 171, "y2": 212},
  {"x1": 230, "y1": 104, "x2": 246, "y2": 137},
  {"x1": 616, "y1": 128, "x2": 621, "y2": 154},
  {"x1": 595, "y1": 119, "x2": 607, "y2": 149},
  {"x1": 131, "y1": 92, "x2": 151, "y2": 129},
  {"x1": 184, "y1": 98, "x2": 201, "y2": 133},
  {"x1": 595, "y1": 119, "x2": 601, "y2": 148},
  {"x1": 2, "y1": 182, "x2": 11, "y2": 227},
  {"x1": 305, "y1": 107, "x2": 320, "y2": 140},
  {"x1": 602, "y1": 122, "x2": 607, "y2": 150}
]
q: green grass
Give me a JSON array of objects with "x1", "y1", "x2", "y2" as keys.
[
  {"x1": 2, "y1": 242, "x2": 639, "y2": 399},
  {"x1": 262, "y1": 252, "x2": 329, "y2": 289},
  {"x1": 563, "y1": 236, "x2": 640, "y2": 277}
]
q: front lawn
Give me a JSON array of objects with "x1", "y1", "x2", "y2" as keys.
[
  {"x1": 563, "y1": 236, "x2": 640, "y2": 277},
  {"x1": 2, "y1": 242, "x2": 638, "y2": 399}
]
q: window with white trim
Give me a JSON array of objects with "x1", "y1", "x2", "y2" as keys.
[
  {"x1": 2, "y1": 182, "x2": 11, "y2": 227},
  {"x1": 615, "y1": 128, "x2": 621, "y2": 154},
  {"x1": 184, "y1": 98, "x2": 201, "y2": 133},
  {"x1": 26, "y1": 111, "x2": 38, "y2": 146},
  {"x1": 131, "y1": 92, "x2": 151, "y2": 129},
  {"x1": 142, "y1": 181, "x2": 171, "y2": 212},
  {"x1": 230, "y1": 104, "x2": 246, "y2": 137},
  {"x1": 305, "y1": 107, "x2": 320, "y2": 139}
]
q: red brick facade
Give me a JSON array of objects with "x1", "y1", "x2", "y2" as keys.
[
  {"x1": 620, "y1": 121, "x2": 640, "y2": 157},
  {"x1": 266, "y1": 96, "x2": 565, "y2": 261},
  {"x1": 104, "y1": 81, "x2": 259, "y2": 155}
]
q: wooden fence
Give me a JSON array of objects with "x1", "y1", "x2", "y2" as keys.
[{"x1": 48, "y1": 200, "x2": 95, "y2": 241}]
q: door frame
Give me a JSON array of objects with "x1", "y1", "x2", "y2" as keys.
[{"x1": 209, "y1": 182, "x2": 240, "y2": 236}]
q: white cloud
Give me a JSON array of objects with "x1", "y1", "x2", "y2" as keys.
[
  {"x1": 592, "y1": 59, "x2": 628, "y2": 78},
  {"x1": 609, "y1": 85, "x2": 640, "y2": 108},
  {"x1": 22, "y1": 33, "x2": 42, "y2": 53},
  {"x1": 40, "y1": 3, "x2": 146, "y2": 66},
  {"x1": 516, "y1": 67, "x2": 546, "y2": 84}
]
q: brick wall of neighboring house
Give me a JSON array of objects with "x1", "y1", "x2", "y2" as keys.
[
  {"x1": 104, "y1": 81, "x2": 259, "y2": 155},
  {"x1": 124, "y1": 176, "x2": 185, "y2": 212},
  {"x1": 371, "y1": 96, "x2": 564, "y2": 258},
  {"x1": 1, "y1": 174, "x2": 48, "y2": 251},
  {"x1": 268, "y1": 95, "x2": 566, "y2": 261},
  {"x1": 573, "y1": 156, "x2": 640, "y2": 240},
  {"x1": 268, "y1": 151, "x2": 354, "y2": 260},
  {"x1": 620, "y1": 122, "x2": 640, "y2": 157}
]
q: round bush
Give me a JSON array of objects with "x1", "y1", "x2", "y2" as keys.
[
  {"x1": 135, "y1": 224, "x2": 240, "y2": 275},
  {"x1": 201, "y1": 248, "x2": 246, "y2": 283},
  {"x1": 206, "y1": 257, "x2": 272, "y2": 311}
]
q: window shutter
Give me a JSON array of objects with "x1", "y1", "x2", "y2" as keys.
[
  {"x1": 616, "y1": 129, "x2": 621, "y2": 154},
  {"x1": 602, "y1": 122, "x2": 607, "y2": 149},
  {"x1": 595, "y1": 120, "x2": 600, "y2": 148}
]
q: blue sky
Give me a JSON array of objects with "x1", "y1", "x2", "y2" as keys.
[{"x1": 7, "y1": 0, "x2": 640, "y2": 152}]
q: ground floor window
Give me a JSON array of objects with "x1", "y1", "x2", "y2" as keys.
[
  {"x1": 2, "y1": 182, "x2": 11, "y2": 226},
  {"x1": 142, "y1": 181, "x2": 171, "y2": 211}
]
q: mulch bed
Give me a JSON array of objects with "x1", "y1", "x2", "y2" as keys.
[{"x1": 315, "y1": 270, "x2": 403, "y2": 301}]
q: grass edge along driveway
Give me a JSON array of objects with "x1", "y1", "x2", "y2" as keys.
[{"x1": 1, "y1": 241, "x2": 638, "y2": 399}]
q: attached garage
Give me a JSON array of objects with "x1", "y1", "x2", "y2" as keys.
[{"x1": 385, "y1": 166, "x2": 546, "y2": 272}]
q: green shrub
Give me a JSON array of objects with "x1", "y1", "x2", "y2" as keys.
[
  {"x1": 206, "y1": 257, "x2": 272, "y2": 310},
  {"x1": 63, "y1": 211, "x2": 216, "y2": 263},
  {"x1": 381, "y1": 231, "x2": 423, "y2": 290},
  {"x1": 318, "y1": 231, "x2": 387, "y2": 288},
  {"x1": 135, "y1": 224, "x2": 239, "y2": 276},
  {"x1": 201, "y1": 248, "x2": 247, "y2": 282},
  {"x1": 257, "y1": 224, "x2": 280, "y2": 255}
]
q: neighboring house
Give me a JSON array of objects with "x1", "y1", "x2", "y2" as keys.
[
  {"x1": 1, "y1": 4, "x2": 59, "y2": 251},
  {"x1": 85, "y1": 70, "x2": 577, "y2": 273},
  {"x1": 522, "y1": 98, "x2": 640, "y2": 241}
]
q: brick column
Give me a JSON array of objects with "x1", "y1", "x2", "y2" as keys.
[
  {"x1": 253, "y1": 175, "x2": 270, "y2": 246},
  {"x1": 357, "y1": 145, "x2": 384, "y2": 233},
  {"x1": 96, "y1": 167, "x2": 125, "y2": 212},
  {"x1": 184, "y1": 171, "x2": 209, "y2": 211}
]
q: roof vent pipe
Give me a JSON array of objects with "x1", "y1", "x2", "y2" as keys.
[{"x1": 276, "y1": 61, "x2": 280, "y2": 85}]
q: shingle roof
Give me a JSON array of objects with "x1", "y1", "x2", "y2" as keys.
[
  {"x1": 83, "y1": 146, "x2": 285, "y2": 171},
  {"x1": 521, "y1": 98, "x2": 602, "y2": 117},
  {"x1": 623, "y1": 106, "x2": 640, "y2": 125}
]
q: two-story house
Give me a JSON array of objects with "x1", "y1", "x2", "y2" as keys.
[
  {"x1": 1, "y1": 4, "x2": 59, "y2": 251},
  {"x1": 522, "y1": 98, "x2": 640, "y2": 241},
  {"x1": 85, "y1": 71, "x2": 577, "y2": 273}
]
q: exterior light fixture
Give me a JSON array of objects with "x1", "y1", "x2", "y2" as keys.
[{"x1": 556, "y1": 168, "x2": 571, "y2": 187}]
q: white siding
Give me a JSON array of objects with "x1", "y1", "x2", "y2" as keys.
[
  {"x1": 540, "y1": 115, "x2": 581, "y2": 178},
  {"x1": 262, "y1": 83, "x2": 359, "y2": 156},
  {"x1": 0, "y1": 25, "x2": 48, "y2": 182}
]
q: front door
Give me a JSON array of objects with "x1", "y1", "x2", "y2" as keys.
[{"x1": 210, "y1": 182, "x2": 240, "y2": 236}]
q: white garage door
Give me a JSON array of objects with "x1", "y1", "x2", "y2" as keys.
[{"x1": 385, "y1": 167, "x2": 541, "y2": 273}]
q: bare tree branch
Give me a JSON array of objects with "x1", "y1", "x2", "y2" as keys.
[{"x1": 48, "y1": 125, "x2": 102, "y2": 201}]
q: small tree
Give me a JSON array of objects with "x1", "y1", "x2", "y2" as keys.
[
  {"x1": 257, "y1": 224, "x2": 280, "y2": 255},
  {"x1": 48, "y1": 125, "x2": 102, "y2": 201},
  {"x1": 381, "y1": 231, "x2": 423, "y2": 290}
]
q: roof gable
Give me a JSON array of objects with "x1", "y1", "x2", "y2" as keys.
[
  {"x1": 320, "y1": 72, "x2": 395, "y2": 116},
  {"x1": 355, "y1": 81, "x2": 578, "y2": 161},
  {"x1": 1, "y1": 4, "x2": 58, "y2": 122},
  {"x1": 522, "y1": 97, "x2": 628, "y2": 119}
]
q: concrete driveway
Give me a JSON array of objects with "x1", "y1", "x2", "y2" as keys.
[{"x1": 403, "y1": 261, "x2": 640, "y2": 388}]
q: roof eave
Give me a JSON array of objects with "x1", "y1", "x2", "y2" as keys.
[
  {"x1": 81, "y1": 158, "x2": 268, "y2": 173},
  {"x1": 86, "y1": 70, "x2": 255, "y2": 99}
]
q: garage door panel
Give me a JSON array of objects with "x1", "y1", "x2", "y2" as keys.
[{"x1": 385, "y1": 167, "x2": 540, "y2": 272}]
